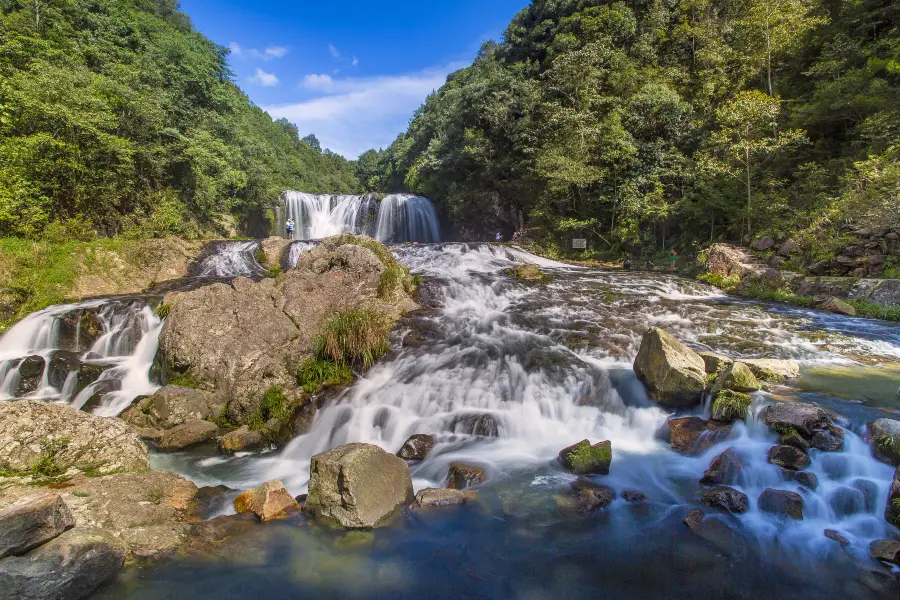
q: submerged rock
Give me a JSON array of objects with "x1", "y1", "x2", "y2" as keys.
[
  {"x1": 633, "y1": 327, "x2": 707, "y2": 407},
  {"x1": 829, "y1": 486, "x2": 868, "y2": 518},
  {"x1": 0, "y1": 494, "x2": 74, "y2": 559},
  {"x1": 413, "y1": 488, "x2": 471, "y2": 509},
  {"x1": 758, "y1": 488, "x2": 804, "y2": 520},
  {"x1": 233, "y1": 481, "x2": 299, "y2": 522},
  {"x1": 305, "y1": 443, "x2": 414, "y2": 529},
  {"x1": 565, "y1": 479, "x2": 616, "y2": 515},
  {"x1": 740, "y1": 359, "x2": 800, "y2": 383},
  {"x1": 622, "y1": 490, "x2": 647, "y2": 503},
  {"x1": 824, "y1": 529, "x2": 849, "y2": 546},
  {"x1": 397, "y1": 434, "x2": 436, "y2": 461},
  {"x1": 791, "y1": 471, "x2": 820, "y2": 491},
  {"x1": 446, "y1": 463, "x2": 487, "y2": 490},
  {"x1": 683, "y1": 509, "x2": 705, "y2": 529},
  {"x1": 0, "y1": 401, "x2": 149, "y2": 477},
  {"x1": 0, "y1": 527, "x2": 125, "y2": 600},
  {"x1": 701, "y1": 448, "x2": 742, "y2": 486},
  {"x1": 157, "y1": 420, "x2": 218, "y2": 452},
  {"x1": 768, "y1": 445, "x2": 811, "y2": 471},
  {"x1": 557, "y1": 440, "x2": 612, "y2": 475},
  {"x1": 700, "y1": 486, "x2": 749, "y2": 514},
  {"x1": 508, "y1": 264, "x2": 548, "y2": 282},
  {"x1": 668, "y1": 417, "x2": 731, "y2": 456},
  {"x1": 14, "y1": 356, "x2": 45, "y2": 397},
  {"x1": 218, "y1": 427, "x2": 264, "y2": 454},
  {"x1": 809, "y1": 427, "x2": 844, "y2": 452}
]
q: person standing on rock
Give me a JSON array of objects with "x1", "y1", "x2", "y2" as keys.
[
  {"x1": 286, "y1": 219, "x2": 295, "y2": 239},
  {"x1": 669, "y1": 249, "x2": 677, "y2": 271}
]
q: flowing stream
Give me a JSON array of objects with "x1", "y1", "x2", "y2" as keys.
[{"x1": 2, "y1": 242, "x2": 899, "y2": 599}]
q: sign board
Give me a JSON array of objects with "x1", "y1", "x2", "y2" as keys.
[{"x1": 571, "y1": 238, "x2": 587, "y2": 250}]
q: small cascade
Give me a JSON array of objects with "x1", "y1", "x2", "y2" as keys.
[
  {"x1": 280, "y1": 192, "x2": 440, "y2": 243},
  {"x1": 0, "y1": 300, "x2": 161, "y2": 411},
  {"x1": 190, "y1": 241, "x2": 265, "y2": 279},
  {"x1": 285, "y1": 241, "x2": 320, "y2": 269}
]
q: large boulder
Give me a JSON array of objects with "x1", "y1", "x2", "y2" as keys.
[
  {"x1": 557, "y1": 440, "x2": 612, "y2": 475},
  {"x1": 233, "y1": 481, "x2": 299, "y2": 522},
  {"x1": 157, "y1": 420, "x2": 218, "y2": 452},
  {"x1": 751, "y1": 236, "x2": 776, "y2": 252},
  {"x1": 0, "y1": 495, "x2": 74, "y2": 559},
  {"x1": 0, "y1": 527, "x2": 125, "y2": 600},
  {"x1": 698, "y1": 352, "x2": 733, "y2": 374},
  {"x1": 705, "y1": 244, "x2": 762, "y2": 279},
  {"x1": 633, "y1": 327, "x2": 707, "y2": 407},
  {"x1": 120, "y1": 385, "x2": 224, "y2": 432},
  {"x1": 155, "y1": 237, "x2": 417, "y2": 426},
  {"x1": 714, "y1": 362, "x2": 760, "y2": 393},
  {"x1": 0, "y1": 401, "x2": 148, "y2": 477},
  {"x1": 758, "y1": 488, "x2": 804, "y2": 520},
  {"x1": 305, "y1": 443, "x2": 414, "y2": 528}
]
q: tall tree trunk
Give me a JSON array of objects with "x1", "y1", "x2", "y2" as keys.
[
  {"x1": 765, "y1": 1, "x2": 774, "y2": 96},
  {"x1": 746, "y1": 147, "x2": 753, "y2": 238}
]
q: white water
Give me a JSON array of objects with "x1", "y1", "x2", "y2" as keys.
[
  {"x1": 192, "y1": 241, "x2": 263, "y2": 278},
  {"x1": 286, "y1": 241, "x2": 319, "y2": 269},
  {"x1": 281, "y1": 192, "x2": 440, "y2": 243}
]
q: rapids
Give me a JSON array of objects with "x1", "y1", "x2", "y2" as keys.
[{"x1": 2, "y1": 241, "x2": 899, "y2": 599}]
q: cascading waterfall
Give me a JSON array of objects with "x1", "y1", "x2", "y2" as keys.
[
  {"x1": 280, "y1": 191, "x2": 440, "y2": 243},
  {"x1": 190, "y1": 240, "x2": 265, "y2": 279}
]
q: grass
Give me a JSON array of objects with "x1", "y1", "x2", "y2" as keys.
[
  {"x1": 846, "y1": 300, "x2": 900, "y2": 322},
  {"x1": 153, "y1": 303, "x2": 171, "y2": 319},
  {"x1": 267, "y1": 265, "x2": 283, "y2": 278},
  {"x1": 297, "y1": 358, "x2": 353, "y2": 393},
  {"x1": 875, "y1": 434, "x2": 900, "y2": 456},
  {"x1": 711, "y1": 390, "x2": 752, "y2": 422},
  {"x1": 315, "y1": 309, "x2": 393, "y2": 369},
  {"x1": 0, "y1": 437, "x2": 70, "y2": 481},
  {"x1": 696, "y1": 272, "x2": 740, "y2": 292},
  {"x1": 168, "y1": 372, "x2": 198, "y2": 389}
]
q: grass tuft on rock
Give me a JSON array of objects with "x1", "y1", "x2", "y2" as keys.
[
  {"x1": 167, "y1": 372, "x2": 197, "y2": 389},
  {"x1": 316, "y1": 309, "x2": 393, "y2": 369},
  {"x1": 297, "y1": 358, "x2": 353, "y2": 394},
  {"x1": 507, "y1": 264, "x2": 550, "y2": 283},
  {"x1": 711, "y1": 390, "x2": 752, "y2": 423}
]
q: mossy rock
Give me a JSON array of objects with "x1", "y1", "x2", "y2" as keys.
[
  {"x1": 558, "y1": 439, "x2": 612, "y2": 475},
  {"x1": 710, "y1": 390, "x2": 752, "y2": 423},
  {"x1": 713, "y1": 362, "x2": 760, "y2": 393},
  {"x1": 507, "y1": 264, "x2": 549, "y2": 283}
]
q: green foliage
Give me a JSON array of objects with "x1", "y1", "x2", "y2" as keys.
[
  {"x1": 260, "y1": 386, "x2": 293, "y2": 422},
  {"x1": 315, "y1": 309, "x2": 393, "y2": 369},
  {"x1": 846, "y1": 300, "x2": 900, "y2": 323},
  {"x1": 268, "y1": 265, "x2": 283, "y2": 279},
  {"x1": 697, "y1": 272, "x2": 741, "y2": 292},
  {"x1": 507, "y1": 264, "x2": 550, "y2": 283},
  {"x1": 153, "y1": 303, "x2": 171, "y2": 319},
  {"x1": 0, "y1": 0, "x2": 360, "y2": 239},
  {"x1": 168, "y1": 372, "x2": 198, "y2": 389},
  {"x1": 297, "y1": 357, "x2": 354, "y2": 394},
  {"x1": 711, "y1": 390, "x2": 752, "y2": 422}
]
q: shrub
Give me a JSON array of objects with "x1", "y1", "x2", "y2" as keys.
[{"x1": 315, "y1": 309, "x2": 393, "y2": 369}]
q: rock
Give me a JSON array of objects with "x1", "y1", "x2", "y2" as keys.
[
  {"x1": 762, "y1": 402, "x2": 830, "y2": 437},
  {"x1": 193, "y1": 485, "x2": 232, "y2": 519},
  {"x1": 569, "y1": 478, "x2": 616, "y2": 514},
  {"x1": 867, "y1": 254, "x2": 886, "y2": 266},
  {"x1": 448, "y1": 413, "x2": 500, "y2": 437},
  {"x1": 824, "y1": 529, "x2": 849, "y2": 546},
  {"x1": 187, "y1": 513, "x2": 258, "y2": 546},
  {"x1": 218, "y1": 427, "x2": 264, "y2": 454},
  {"x1": 741, "y1": 359, "x2": 800, "y2": 382},
  {"x1": 305, "y1": 443, "x2": 414, "y2": 528},
  {"x1": 633, "y1": 327, "x2": 707, "y2": 407},
  {"x1": 120, "y1": 385, "x2": 224, "y2": 431},
  {"x1": 683, "y1": 509, "x2": 705, "y2": 529},
  {"x1": 668, "y1": 417, "x2": 731, "y2": 456},
  {"x1": 700, "y1": 486, "x2": 749, "y2": 514},
  {"x1": 751, "y1": 236, "x2": 776, "y2": 252},
  {"x1": 622, "y1": 490, "x2": 647, "y2": 503},
  {"x1": 259, "y1": 236, "x2": 291, "y2": 267},
  {"x1": 869, "y1": 539, "x2": 900, "y2": 565},
  {"x1": 817, "y1": 296, "x2": 857, "y2": 316},
  {"x1": 46, "y1": 351, "x2": 80, "y2": 391},
  {"x1": 781, "y1": 429, "x2": 810, "y2": 451},
  {"x1": 809, "y1": 427, "x2": 844, "y2": 452},
  {"x1": 767, "y1": 445, "x2": 811, "y2": 471},
  {"x1": 715, "y1": 362, "x2": 760, "y2": 393},
  {"x1": 758, "y1": 488, "x2": 804, "y2": 520},
  {"x1": 777, "y1": 240, "x2": 798, "y2": 256},
  {"x1": 397, "y1": 434, "x2": 436, "y2": 461},
  {"x1": 14, "y1": 356, "x2": 45, "y2": 397},
  {"x1": 867, "y1": 419, "x2": 900, "y2": 466},
  {"x1": 829, "y1": 486, "x2": 867, "y2": 518},
  {"x1": 835, "y1": 255, "x2": 858, "y2": 268},
  {"x1": 233, "y1": 481, "x2": 299, "y2": 522},
  {"x1": 282, "y1": 401, "x2": 318, "y2": 440},
  {"x1": 699, "y1": 352, "x2": 732, "y2": 374},
  {"x1": 0, "y1": 527, "x2": 125, "y2": 600},
  {"x1": 685, "y1": 514, "x2": 745, "y2": 557},
  {"x1": 0, "y1": 401, "x2": 149, "y2": 477},
  {"x1": 808, "y1": 260, "x2": 832, "y2": 275},
  {"x1": 705, "y1": 244, "x2": 762, "y2": 279},
  {"x1": 0, "y1": 495, "x2": 74, "y2": 559},
  {"x1": 701, "y1": 448, "x2": 742, "y2": 486},
  {"x1": 446, "y1": 463, "x2": 487, "y2": 490},
  {"x1": 768, "y1": 255, "x2": 786, "y2": 268},
  {"x1": 793, "y1": 471, "x2": 819, "y2": 490},
  {"x1": 413, "y1": 488, "x2": 470, "y2": 509},
  {"x1": 886, "y1": 467, "x2": 900, "y2": 527},
  {"x1": 710, "y1": 390, "x2": 752, "y2": 423},
  {"x1": 157, "y1": 420, "x2": 218, "y2": 452},
  {"x1": 557, "y1": 440, "x2": 612, "y2": 475},
  {"x1": 58, "y1": 310, "x2": 105, "y2": 353}
]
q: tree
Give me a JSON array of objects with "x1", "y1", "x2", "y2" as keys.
[
  {"x1": 703, "y1": 90, "x2": 805, "y2": 236},
  {"x1": 302, "y1": 134, "x2": 322, "y2": 152}
]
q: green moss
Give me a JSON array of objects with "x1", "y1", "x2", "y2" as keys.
[
  {"x1": 507, "y1": 264, "x2": 550, "y2": 283},
  {"x1": 297, "y1": 358, "x2": 353, "y2": 394},
  {"x1": 711, "y1": 390, "x2": 752, "y2": 423},
  {"x1": 560, "y1": 440, "x2": 612, "y2": 475},
  {"x1": 167, "y1": 372, "x2": 197, "y2": 389},
  {"x1": 316, "y1": 309, "x2": 393, "y2": 369},
  {"x1": 697, "y1": 272, "x2": 740, "y2": 292},
  {"x1": 260, "y1": 386, "x2": 293, "y2": 421},
  {"x1": 73, "y1": 491, "x2": 90, "y2": 498}
]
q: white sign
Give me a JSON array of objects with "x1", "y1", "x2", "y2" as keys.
[{"x1": 571, "y1": 238, "x2": 587, "y2": 249}]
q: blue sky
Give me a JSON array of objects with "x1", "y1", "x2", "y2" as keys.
[{"x1": 180, "y1": 0, "x2": 528, "y2": 158}]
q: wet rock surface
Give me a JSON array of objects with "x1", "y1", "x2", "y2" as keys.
[
  {"x1": 446, "y1": 463, "x2": 487, "y2": 490},
  {"x1": 218, "y1": 427, "x2": 265, "y2": 454},
  {"x1": 758, "y1": 488, "x2": 804, "y2": 520},
  {"x1": 413, "y1": 488, "x2": 471, "y2": 509},
  {"x1": 397, "y1": 434, "x2": 436, "y2": 461},
  {"x1": 233, "y1": 481, "x2": 299, "y2": 522},
  {"x1": 767, "y1": 444, "x2": 811, "y2": 471},
  {"x1": 157, "y1": 420, "x2": 218, "y2": 452},
  {"x1": 701, "y1": 448, "x2": 743, "y2": 486},
  {"x1": 668, "y1": 417, "x2": 731, "y2": 456},
  {"x1": 633, "y1": 327, "x2": 707, "y2": 407},
  {"x1": 557, "y1": 439, "x2": 611, "y2": 475},
  {"x1": 700, "y1": 486, "x2": 749, "y2": 514}
]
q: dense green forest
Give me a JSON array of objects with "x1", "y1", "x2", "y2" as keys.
[
  {"x1": 0, "y1": 0, "x2": 359, "y2": 239},
  {"x1": 360, "y1": 0, "x2": 899, "y2": 257}
]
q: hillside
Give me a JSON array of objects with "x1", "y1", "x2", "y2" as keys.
[
  {"x1": 361, "y1": 0, "x2": 899, "y2": 267},
  {"x1": 0, "y1": 0, "x2": 359, "y2": 239}
]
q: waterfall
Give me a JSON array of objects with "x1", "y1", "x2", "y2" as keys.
[
  {"x1": 280, "y1": 192, "x2": 440, "y2": 243},
  {"x1": 190, "y1": 241, "x2": 265, "y2": 279}
]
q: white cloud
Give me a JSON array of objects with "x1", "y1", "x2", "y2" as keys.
[
  {"x1": 248, "y1": 68, "x2": 279, "y2": 87},
  {"x1": 228, "y1": 41, "x2": 242, "y2": 55},
  {"x1": 352, "y1": 56, "x2": 359, "y2": 67},
  {"x1": 265, "y1": 64, "x2": 462, "y2": 158},
  {"x1": 264, "y1": 46, "x2": 289, "y2": 59},
  {"x1": 230, "y1": 42, "x2": 288, "y2": 61},
  {"x1": 328, "y1": 43, "x2": 341, "y2": 58}
]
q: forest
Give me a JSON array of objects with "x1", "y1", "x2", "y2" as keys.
[
  {"x1": 359, "y1": 0, "x2": 900, "y2": 259},
  {"x1": 0, "y1": 0, "x2": 359, "y2": 239}
]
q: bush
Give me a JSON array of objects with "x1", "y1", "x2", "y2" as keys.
[{"x1": 315, "y1": 309, "x2": 393, "y2": 369}]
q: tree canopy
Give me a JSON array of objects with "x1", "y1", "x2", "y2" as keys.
[
  {"x1": 0, "y1": 0, "x2": 359, "y2": 239},
  {"x1": 360, "y1": 0, "x2": 900, "y2": 253}
]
